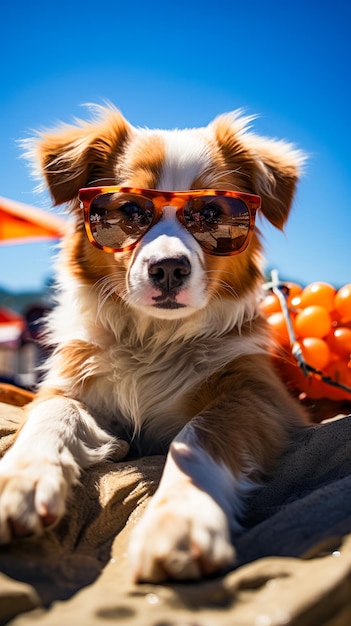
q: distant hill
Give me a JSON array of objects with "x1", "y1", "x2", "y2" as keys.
[{"x1": 0, "y1": 287, "x2": 49, "y2": 315}]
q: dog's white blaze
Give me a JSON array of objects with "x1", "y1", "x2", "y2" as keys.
[
  {"x1": 126, "y1": 206, "x2": 208, "y2": 319},
  {"x1": 123, "y1": 128, "x2": 216, "y2": 320},
  {"x1": 132, "y1": 206, "x2": 201, "y2": 253},
  {"x1": 158, "y1": 129, "x2": 212, "y2": 191}
]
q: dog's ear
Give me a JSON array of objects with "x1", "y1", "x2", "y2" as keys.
[
  {"x1": 246, "y1": 134, "x2": 305, "y2": 230},
  {"x1": 24, "y1": 105, "x2": 131, "y2": 206},
  {"x1": 210, "y1": 112, "x2": 305, "y2": 230}
]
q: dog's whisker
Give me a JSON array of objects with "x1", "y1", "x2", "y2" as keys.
[
  {"x1": 93, "y1": 274, "x2": 126, "y2": 316},
  {"x1": 205, "y1": 271, "x2": 239, "y2": 300}
]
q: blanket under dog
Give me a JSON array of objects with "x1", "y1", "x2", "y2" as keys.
[{"x1": 0, "y1": 398, "x2": 351, "y2": 626}]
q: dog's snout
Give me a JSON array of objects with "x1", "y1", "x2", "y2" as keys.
[{"x1": 148, "y1": 256, "x2": 191, "y2": 292}]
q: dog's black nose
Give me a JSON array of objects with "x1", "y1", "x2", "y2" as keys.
[{"x1": 148, "y1": 256, "x2": 191, "y2": 292}]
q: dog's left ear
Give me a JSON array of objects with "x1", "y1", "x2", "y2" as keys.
[
  {"x1": 210, "y1": 113, "x2": 305, "y2": 230},
  {"x1": 247, "y1": 134, "x2": 305, "y2": 230}
]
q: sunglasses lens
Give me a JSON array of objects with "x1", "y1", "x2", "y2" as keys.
[
  {"x1": 184, "y1": 196, "x2": 252, "y2": 254},
  {"x1": 88, "y1": 192, "x2": 154, "y2": 251}
]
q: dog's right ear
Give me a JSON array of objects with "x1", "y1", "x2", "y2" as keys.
[{"x1": 24, "y1": 105, "x2": 131, "y2": 206}]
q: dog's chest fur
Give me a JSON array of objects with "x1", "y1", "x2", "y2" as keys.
[{"x1": 46, "y1": 284, "x2": 265, "y2": 448}]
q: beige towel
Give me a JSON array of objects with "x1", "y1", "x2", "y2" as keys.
[{"x1": 1, "y1": 402, "x2": 351, "y2": 626}]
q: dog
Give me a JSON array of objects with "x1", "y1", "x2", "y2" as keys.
[{"x1": 0, "y1": 105, "x2": 306, "y2": 582}]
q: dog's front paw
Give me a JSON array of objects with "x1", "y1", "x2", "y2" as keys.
[
  {"x1": 0, "y1": 461, "x2": 71, "y2": 543},
  {"x1": 129, "y1": 486, "x2": 236, "y2": 582}
]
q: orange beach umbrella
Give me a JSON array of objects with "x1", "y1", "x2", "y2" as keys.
[
  {"x1": 0, "y1": 306, "x2": 25, "y2": 344},
  {"x1": 0, "y1": 306, "x2": 24, "y2": 327},
  {"x1": 0, "y1": 196, "x2": 67, "y2": 244}
]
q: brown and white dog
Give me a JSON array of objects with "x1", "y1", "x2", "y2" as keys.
[{"x1": 0, "y1": 105, "x2": 306, "y2": 581}]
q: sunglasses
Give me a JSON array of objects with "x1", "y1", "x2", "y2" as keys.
[{"x1": 79, "y1": 187, "x2": 261, "y2": 256}]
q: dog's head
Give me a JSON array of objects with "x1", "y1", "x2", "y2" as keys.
[{"x1": 27, "y1": 105, "x2": 304, "y2": 320}]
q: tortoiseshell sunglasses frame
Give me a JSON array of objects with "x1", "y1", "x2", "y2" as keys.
[{"x1": 79, "y1": 186, "x2": 261, "y2": 256}]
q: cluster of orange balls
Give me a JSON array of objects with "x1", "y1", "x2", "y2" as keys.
[{"x1": 261, "y1": 281, "x2": 351, "y2": 400}]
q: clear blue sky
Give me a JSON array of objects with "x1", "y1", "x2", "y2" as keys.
[{"x1": 1, "y1": 0, "x2": 350, "y2": 292}]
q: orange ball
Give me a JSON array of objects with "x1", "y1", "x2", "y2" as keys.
[
  {"x1": 334, "y1": 284, "x2": 351, "y2": 322},
  {"x1": 290, "y1": 295, "x2": 302, "y2": 311},
  {"x1": 330, "y1": 309, "x2": 343, "y2": 326},
  {"x1": 267, "y1": 312, "x2": 291, "y2": 346},
  {"x1": 299, "y1": 281, "x2": 336, "y2": 312},
  {"x1": 298, "y1": 337, "x2": 331, "y2": 371},
  {"x1": 261, "y1": 293, "x2": 281, "y2": 316},
  {"x1": 326, "y1": 327, "x2": 351, "y2": 358},
  {"x1": 294, "y1": 305, "x2": 332, "y2": 339},
  {"x1": 285, "y1": 282, "x2": 303, "y2": 305}
]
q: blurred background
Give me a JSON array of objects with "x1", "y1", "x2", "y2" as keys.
[{"x1": 1, "y1": 0, "x2": 350, "y2": 387}]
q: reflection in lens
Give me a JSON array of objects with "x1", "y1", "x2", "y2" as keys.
[
  {"x1": 184, "y1": 197, "x2": 250, "y2": 254},
  {"x1": 89, "y1": 193, "x2": 154, "y2": 250}
]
